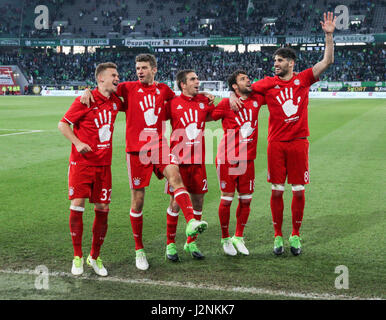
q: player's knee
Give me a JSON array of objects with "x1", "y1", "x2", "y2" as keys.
[
  {"x1": 169, "y1": 197, "x2": 180, "y2": 213},
  {"x1": 292, "y1": 185, "x2": 305, "y2": 198},
  {"x1": 165, "y1": 166, "x2": 183, "y2": 189},
  {"x1": 271, "y1": 184, "x2": 284, "y2": 198},
  {"x1": 71, "y1": 198, "x2": 85, "y2": 209},
  {"x1": 95, "y1": 203, "x2": 109, "y2": 211},
  {"x1": 238, "y1": 194, "x2": 252, "y2": 206},
  {"x1": 220, "y1": 194, "x2": 234, "y2": 206}
]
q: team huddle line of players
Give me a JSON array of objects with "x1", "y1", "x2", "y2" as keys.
[{"x1": 58, "y1": 12, "x2": 336, "y2": 276}]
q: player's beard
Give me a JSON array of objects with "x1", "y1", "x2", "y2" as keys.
[
  {"x1": 275, "y1": 65, "x2": 289, "y2": 77},
  {"x1": 240, "y1": 86, "x2": 252, "y2": 95}
]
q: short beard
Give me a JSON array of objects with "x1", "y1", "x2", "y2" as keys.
[{"x1": 276, "y1": 68, "x2": 289, "y2": 77}]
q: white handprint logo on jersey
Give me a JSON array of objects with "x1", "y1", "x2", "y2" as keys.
[
  {"x1": 235, "y1": 108, "x2": 256, "y2": 139},
  {"x1": 140, "y1": 94, "x2": 161, "y2": 126},
  {"x1": 94, "y1": 110, "x2": 112, "y2": 142},
  {"x1": 180, "y1": 108, "x2": 201, "y2": 140},
  {"x1": 276, "y1": 87, "x2": 301, "y2": 117}
]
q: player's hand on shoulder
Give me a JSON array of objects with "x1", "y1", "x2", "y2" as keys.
[
  {"x1": 229, "y1": 92, "x2": 243, "y2": 111},
  {"x1": 200, "y1": 91, "x2": 215, "y2": 105},
  {"x1": 80, "y1": 88, "x2": 95, "y2": 108},
  {"x1": 75, "y1": 141, "x2": 92, "y2": 154}
]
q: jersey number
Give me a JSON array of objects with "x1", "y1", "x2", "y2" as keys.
[{"x1": 101, "y1": 188, "x2": 112, "y2": 201}]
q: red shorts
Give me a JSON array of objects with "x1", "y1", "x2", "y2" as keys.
[
  {"x1": 267, "y1": 138, "x2": 310, "y2": 185},
  {"x1": 126, "y1": 151, "x2": 179, "y2": 189},
  {"x1": 215, "y1": 159, "x2": 255, "y2": 194},
  {"x1": 68, "y1": 163, "x2": 112, "y2": 203},
  {"x1": 165, "y1": 164, "x2": 208, "y2": 195}
]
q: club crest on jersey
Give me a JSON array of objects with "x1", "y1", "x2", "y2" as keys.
[
  {"x1": 294, "y1": 79, "x2": 300, "y2": 85},
  {"x1": 199, "y1": 103, "x2": 205, "y2": 110},
  {"x1": 156, "y1": 88, "x2": 160, "y2": 95},
  {"x1": 133, "y1": 177, "x2": 141, "y2": 186},
  {"x1": 253, "y1": 101, "x2": 258, "y2": 108},
  {"x1": 113, "y1": 103, "x2": 117, "y2": 110}
]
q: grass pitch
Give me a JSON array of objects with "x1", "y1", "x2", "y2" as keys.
[{"x1": 0, "y1": 96, "x2": 385, "y2": 300}]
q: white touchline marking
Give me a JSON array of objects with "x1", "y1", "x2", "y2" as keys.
[
  {"x1": 0, "y1": 269, "x2": 382, "y2": 300},
  {"x1": 0, "y1": 129, "x2": 44, "y2": 137}
]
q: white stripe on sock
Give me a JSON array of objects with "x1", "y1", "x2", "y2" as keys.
[
  {"x1": 130, "y1": 210, "x2": 143, "y2": 218},
  {"x1": 70, "y1": 205, "x2": 85, "y2": 212},
  {"x1": 167, "y1": 208, "x2": 179, "y2": 217},
  {"x1": 292, "y1": 185, "x2": 305, "y2": 191}
]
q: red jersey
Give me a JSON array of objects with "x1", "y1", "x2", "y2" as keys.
[
  {"x1": 166, "y1": 94, "x2": 213, "y2": 164},
  {"x1": 61, "y1": 88, "x2": 123, "y2": 166},
  {"x1": 211, "y1": 93, "x2": 265, "y2": 163},
  {"x1": 251, "y1": 68, "x2": 318, "y2": 142},
  {"x1": 117, "y1": 81, "x2": 175, "y2": 153}
]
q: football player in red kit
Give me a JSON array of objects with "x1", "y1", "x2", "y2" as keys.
[
  {"x1": 81, "y1": 54, "x2": 208, "y2": 270},
  {"x1": 164, "y1": 69, "x2": 214, "y2": 261},
  {"x1": 231, "y1": 12, "x2": 336, "y2": 256},
  {"x1": 211, "y1": 70, "x2": 265, "y2": 256},
  {"x1": 58, "y1": 62, "x2": 123, "y2": 276}
]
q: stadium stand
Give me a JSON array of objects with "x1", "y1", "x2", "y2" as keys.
[
  {"x1": 0, "y1": 0, "x2": 384, "y2": 91},
  {"x1": 1, "y1": 46, "x2": 385, "y2": 86},
  {"x1": 0, "y1": 0, "x2": 385, "y2": 38}
]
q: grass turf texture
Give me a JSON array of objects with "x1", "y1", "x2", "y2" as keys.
[{"x1": 0, "y1": 96, "x2": 385, "y2": 300}]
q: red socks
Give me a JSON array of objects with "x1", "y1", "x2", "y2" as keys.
[
  {"x1": 69, "y1": 206, "x2": 109, "y2": 259},
  {"x1": 270, "y1": 189, "x2": 284, "y2": 237},
  {"x1": 235, "y1": 196, "x2": 252, "y2": 238},
  {"x1": 270, "y1": 186, "x2": 306, "y2": 237},
  {"x1": 130, "y1": 209, "x2": 144, "y2": 250},
  {"x1": 174, "y1": 188, "x2": 194, "y2": 223},
  {"x1": 166, "y1": 208, "x2": 179, "y2": 245},
  {"x1": 218, "y1": 196, "x2": 233, "y2": 239},
  {"x1": 69, "y1": 207, "x2": 84, "y2": 257},
  {"x1": 291, "y1": 189, "x2": 305, "y2": 236},
  {"x1": 90, "y1": 209, "x2": 109, "y2": 259}
]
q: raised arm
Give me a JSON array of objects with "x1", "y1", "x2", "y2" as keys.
[{"x1": 312, "y1": 12, "x2": 336, "y2": 79}]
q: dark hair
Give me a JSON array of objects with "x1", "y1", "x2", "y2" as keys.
[
  {"x1": 273, "y1": 47, "x2": 297, "y2": 61},
  {"x1": 135, "y1": 53, "x2": 157, "y2": 68},
  {"x1": 95, "y1": 62, "x2": 117, "y2": 81},
  {"x1": 176, "y1": 69, "x2": 196, "y2": 91},
  {"x1": 228, "y1": 69, "x2": 248, "y2": 92}
]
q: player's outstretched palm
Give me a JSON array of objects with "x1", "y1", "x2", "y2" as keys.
[
  {"x1": 320, "y1": 11, "x2": 336, "y2": 34},
  {"x1": 180, "y1": 108, "x2": 201, "y2": 140},
  {"x1": 235, "y1": 108, "x2": 256, "y2": 138},
  {"x1": 94, "y1": 110, "x2": 112, "y2": 142},
  {"x1": 140, "y1": 94, "x2": 161, "y2": 126}
]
